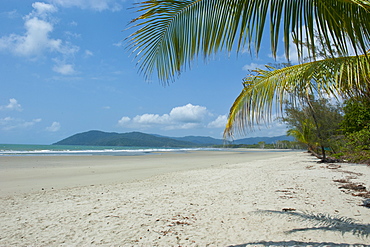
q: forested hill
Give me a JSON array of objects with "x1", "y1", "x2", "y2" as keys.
[
  {"x1": 53, "y1": 130, "x2": 294, "y2": 147},
  {"x1": 53, "y1": 130, "x2": 198, "y2": 147}
]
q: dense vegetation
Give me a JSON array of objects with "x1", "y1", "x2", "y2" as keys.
[
  {"x1": 214, "y1": 140, "x2": 302, "y2": 150},
  {"x1": 281, "y1": 96, "x2": 370, "y2": 164}
]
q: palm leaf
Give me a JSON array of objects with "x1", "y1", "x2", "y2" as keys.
[
  {"x1": 128, "y1": 0, "x2": 370, "y2": 82},
  {"x1": 224, "y1": 54, "x2": 370, "y2": 138}
]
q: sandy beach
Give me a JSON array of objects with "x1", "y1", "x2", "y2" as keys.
[{"x1": 0, "y1": 150, "x2": 369, "y2": 246}]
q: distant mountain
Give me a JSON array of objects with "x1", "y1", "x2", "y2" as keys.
[
  {"x1": 53, "y1": 130, "x2": 198, "y2": 147},
  {"x1": 171, "y1": 136, "x2": 224, "y2": 145},
  {"x1": 53, "y1": 130, "x2": 294, "y2": 147},
  {"x1": 233, "y1": 135, "x2": 294, "y2": 145}
]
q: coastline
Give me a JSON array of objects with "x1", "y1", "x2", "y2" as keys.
[
  {"x1": 0, "y1": 149, "x2": 293, "y2": 196},
  {"x1": 1, "y1": 150, "x2": 369, "y2": 246}
]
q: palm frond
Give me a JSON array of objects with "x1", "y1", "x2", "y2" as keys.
[
  {"x1": 224, "y1": 54, "x2": 370, "y2": 138},
  {"x1": 128, "y1": 0, "x2": 370, "y2": 82}
]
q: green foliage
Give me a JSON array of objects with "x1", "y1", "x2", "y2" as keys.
[
  {"x1": 214, "y1": 140, "x2": 302, "y2": 149},
  {"x1": 341, "y1": 97, "x2": 370, "y2": 133},
  {"x1": 128, "y1": 0, "x2": 370, "y2": 82},
  {"x1": 346, "y1": 126, "x2": 370, "y2": 149},
  {"x1": 224, "y1": 55, "x2": 370, "y2": 137},
  {"x1": 281, "y1": 97, "x2": 343, "y2": 158},
  {"x1": 342, "y1": 127, "x2": 370, "y2": 164},
  {"x1": 335, "y1": 97, "x2": 370, "y2": 163}
]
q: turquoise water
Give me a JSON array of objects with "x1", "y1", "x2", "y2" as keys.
[{"x1": 0, "y1": 144, "x2": 212, "y2": 156}]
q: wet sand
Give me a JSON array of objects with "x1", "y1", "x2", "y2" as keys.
[{"x1": 0, "y1": 150, "x2": 290, "y2": 196}]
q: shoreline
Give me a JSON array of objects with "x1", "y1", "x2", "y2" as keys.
[
  {"x1": 0, "y1": 149, "x2": 295, "y2": 196},
  {"x1": 1, "y1": 150, "x2": 369, "y2": 246}
]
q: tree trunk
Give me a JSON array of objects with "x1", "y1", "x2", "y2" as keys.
[{"x1": 321, "y1": 145, "x2": 326, "y2": 161}]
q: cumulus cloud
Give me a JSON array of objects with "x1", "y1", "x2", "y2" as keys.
[
  {"x1": 118, "y1": 104, "x2": 212, "y2": 130},
  {"x1": 0, "y1": 17, "x2": 60, "y2": 57},
  {"x1": 0, "y1": 2, "x2": 79, "y2": 73},
  {"x1": 0, "y1": 117, "x2": 41, "y2": 131},
  {"x1": 32, "y1": 2, "x2": 58, "y2": 17},
  {"x1": 0, "y1": 98, "x2": 23, "y2": 111},
  {"x1": 133, "y1": 114, "x2": 170, "y2": 125},
  {"x1": 118, "y1": 116, "x2": 131, "y2": 125},
  {"x1": 46, "y1": 121, "x2": 61, "y2": 132},
  {"x1": 47, "y1": 0, "x2": 122, "y2": 12},
  {"x1": 170, "y1": 104, "x2": 208, "y2": 123},
  {"x1": 208, "y1": 115, "x2": 227, "y2": 128}
]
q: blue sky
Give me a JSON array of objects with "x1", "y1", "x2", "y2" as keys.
[{"x1": 0, "y1": 0, "x2": 291, "y2": 144}]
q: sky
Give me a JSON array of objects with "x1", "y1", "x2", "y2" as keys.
[{"x1": 0, "y1": 0, "x2": 293, "y2": 144}]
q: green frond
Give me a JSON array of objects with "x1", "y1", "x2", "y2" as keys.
[
  {"x1": 224, "y1": 54, "x2": 370, "y2": 138},
  {"x1": 128, "y1": 0, "x2": 370, "y2": 82}
]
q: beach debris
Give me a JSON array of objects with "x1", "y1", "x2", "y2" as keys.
[
  {"x1": 276, "y1": 188, "x2": 297, "y2": 199},
  {"x1": 326, "y1": 164, "x2": 341, "y2": 169},
  {"x1": 340, "y1": 170, "x2": 363, "y2": 176},
  {"x1": 352, "y1": 192, "x2": 370, "y2": 199},
  {"x1": 339, "y1": 183, "x2": 366, "y2": 192},
  {"x1": 333, "y1": 178, "x2": 349, "y2": 183},
  {"x1": 282, "y1": 208, "x2": 296, "y2": 212}
]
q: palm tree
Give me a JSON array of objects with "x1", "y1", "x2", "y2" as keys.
[
  {"x1": 287, "y1": 119, "x2": 316, "y2": 152},
  {"x1": 127, "y1": 0, "x2": 370, "y2": 137}
]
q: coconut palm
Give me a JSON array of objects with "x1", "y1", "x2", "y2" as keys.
[
  {"x1": 128, "y1": 0, "x2": 370, "y2": 137},
  {"x1": 224, "y1": 54, "x2": 370, "y2": 137}
]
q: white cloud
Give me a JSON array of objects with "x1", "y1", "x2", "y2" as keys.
[
  {"x1": 208, "y1": 115, "x2": 227, "y2": 128},
  {"x1": 46, "y1": 121, "x2": 61, "y2": 132},
  {"x1": 242, "y1": 63, "x2": 265, "y2": 71},
  {"x1": 0, "y1": 98, "x2": 23, "y2": 111},
  {"x1": 118, "y1": 103, "x2": 211, "y2": 130},
  {"x1": 0, "y1": 17, "x2": 61, "y2": 57},
  {"x1": 47, "y1": 0, "x2": 123, "y2": 12},
  {"x1": 0, "y1": 2, "x2": 79, "y2": 74},
  {"x1": 32, "y1": 2, "x2": 58, "y2": 17},
  {"x1": 84, "y1": 49, "x2": 93, "y2": 57},
  {"x1": 52, "y1": 62, "x2": 75, "y2": 75},
  {"x1": 0, "y1": 117, "x2": 41, "y2": 131},
  {"x1": 133, "y1": 114, "x2": 170, "y2": 125},
  {"x1": 169, "y1": 104, "x2": 208, "y2": 123},
  {"x1": 118, "y1": 116, "x2": 131, "y2": 125}
]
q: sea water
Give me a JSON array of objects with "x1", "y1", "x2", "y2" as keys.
[{"x1": 0, "y1": 144, "x2": 213, "y2": 156}]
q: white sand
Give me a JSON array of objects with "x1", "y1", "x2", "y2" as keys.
[{"x1": 0, "y1": 150, "x2": 369, "y2": 246}]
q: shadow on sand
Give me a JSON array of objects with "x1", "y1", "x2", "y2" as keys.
[
  {"x1": 228, "y1": 210, "x2": 370, "y2": 247},
  {"x1": 229, "y1": 241, "x2": 370, "y2": 247}
]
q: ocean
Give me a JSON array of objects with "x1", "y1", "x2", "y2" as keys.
[{"x1": 0, "y1": 144, "x2": 216, "y2": 156}]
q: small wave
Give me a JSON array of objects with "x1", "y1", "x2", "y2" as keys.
[{"x1": 0, "y1": 147, "x2": 221, "y2": 156}]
